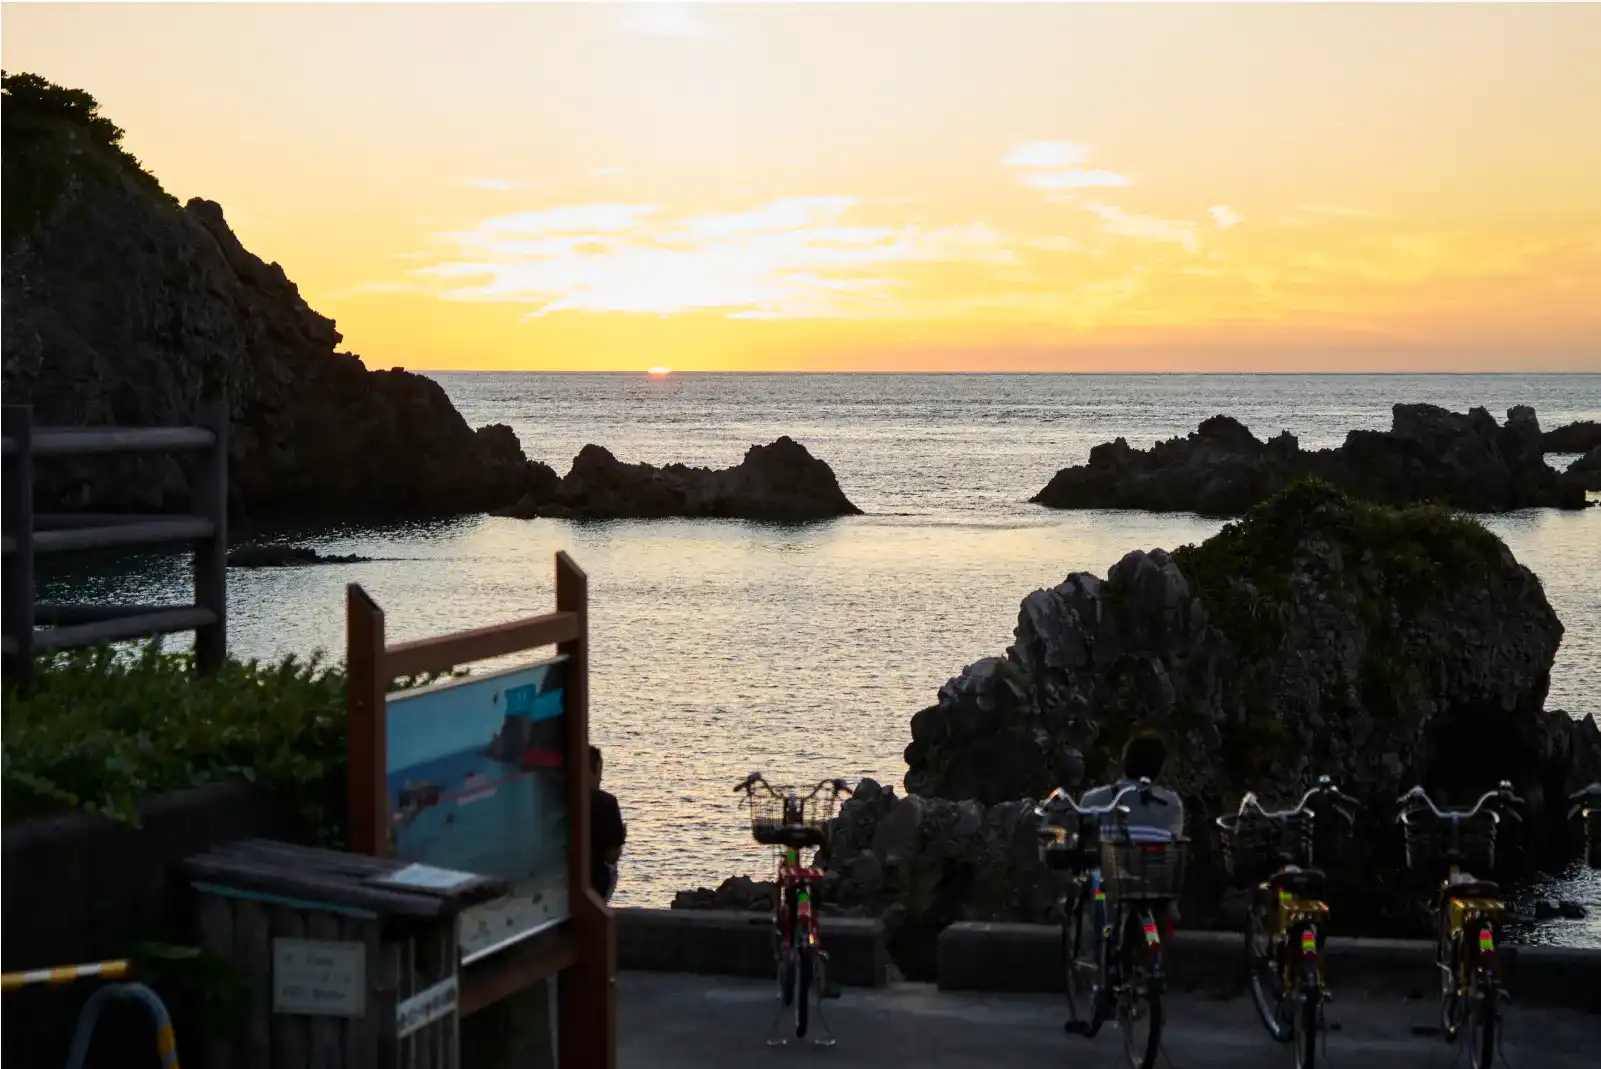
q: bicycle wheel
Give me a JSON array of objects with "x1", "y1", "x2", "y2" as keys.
[
  {"x1": 777, "y1": 890, "x2": 798, "y2": 1006},
  {"x1": 1118, "y1": 922, "x2": 1162, "y2": 1069},
  {"x1": 1438, "y1": 934, "x2": 1464, "y2": 1042},
  {"x1": 1292, "y1": 964, "x2": 1320, "y2": 1069},
  {"x1": 1063, "y1": 894, "x2": 1093, "y2": 1023},
  {"x1": 1245, "y1": 902, "x2": 1290, "y2": 1041},
  {"x1": 796, "y1": 945, "x2": 814, "y2": 1039},
  {"x1": 1467, "y1": 973, "x2": 1496, "y2": 1069}
]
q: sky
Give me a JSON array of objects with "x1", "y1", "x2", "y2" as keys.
[{"x1": 4, "y1": 1, "x2": 1601, "y2": 373}]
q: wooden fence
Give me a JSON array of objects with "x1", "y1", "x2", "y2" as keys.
[{"x1": 1, "y1": 402, "x2": 229, "y2": 681}]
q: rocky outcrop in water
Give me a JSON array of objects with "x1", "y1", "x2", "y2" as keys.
[
  {"x1": 1, "y1": 73, "x2": 556, "y2": 521},
  {"x1": 1564, "y1": 447, "x2": 1601, "y2": 492},
  {"x1": 1031, "y1": 405, "x2": 1589, "y2": 515},
  {"x1": 1543, "y1": 420, "x2": 1601, "y2": 455},
  {"x1": 226, "y1": 545, "x2": 372, "y2": 568},
  {"x1": 678, "y1": 482, "x2": 1601, "y2": 973},
  {"x1": 524, "y1": 437, "x2": 861, "y2": 521}
]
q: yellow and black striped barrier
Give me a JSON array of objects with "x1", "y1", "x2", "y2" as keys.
[
  {"x1": 2, "y1": 959, "x2": 177, "y2": 1069},
  {"x1": 0, "y1": 959, "x2": 131, "y2": 992}
]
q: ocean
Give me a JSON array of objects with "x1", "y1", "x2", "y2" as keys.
[{"x1": 38, "y1": 373, "x2": 1601, "y2": 944}]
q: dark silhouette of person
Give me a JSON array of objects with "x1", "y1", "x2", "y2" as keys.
[{"x1": 590, "y1": 745, "x2": 626, "y2": 903}]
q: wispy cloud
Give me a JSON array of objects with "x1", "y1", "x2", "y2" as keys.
[
  {"x1": 1082, "y1": 202, "x2": 1201, "y2": 253},
  {"x1": 1023, "y1": 169, "x2": 1131, "y2": 192},
  {"x1": 594, "y1": 167, "x2": 626, "y2": 177},
  {"x1": 409, "y1": 197, "x2": 1015, "y2": 319},
  {"x1": 618, "y1": 3, "x2": 724, "y2": 41},
  {"x1": 1209, "y1": 205, "x2": 1244, "y2": 229},
  {"x1": 466, "y1": 178, "x2": 517, "y2": 192},
  {"x1": 1002, "y1": 142, "x2": 1093, "y2": 169}
]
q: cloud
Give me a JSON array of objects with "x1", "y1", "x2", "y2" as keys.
[
  {"x1": 1002, "y1": 142, "x2": 1092, "y2": 169},
  {"x1": 1209, "y1": 205, "x2": 1244, "y2": 229},
  {"x1": 1023, "y1": 169, "x2": 1131, "y2": 192},
  {"x1": 467, "y1": 178, "x2": 516, "y2": 191},
  {"x1": 618, "y1": 4, "x2": 723, "y2": 40},
  {"x1": 594, "y1": 167, "x2": 626, "y2": 177},
  {"x1": 408, "y1": 197, "x2": 1017, "y2": 319},
  {"x1": 1082, "y1": 202, "x2": 1201, "y2": 252}
]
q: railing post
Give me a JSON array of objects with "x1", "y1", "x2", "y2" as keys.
[
  {"x1": 3, "y1": 405, "x2": 36, "y2": 684},
  {"x1": 191, "y1": 400, "x2": 228, "y2": 676}
]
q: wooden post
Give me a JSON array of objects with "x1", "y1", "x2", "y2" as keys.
[
  {"x1": 555, "y1": 551, "x2": 616, "y2": 1069},
  {"x1": 347, "y1": 585, "x2": 390, "y2": 858},
  {"x1": 2, "y1": 405, "x2": 35, "y2": 684},
  {"x1": 192, "y1": 400, "x2": 229, "y2": 675}
]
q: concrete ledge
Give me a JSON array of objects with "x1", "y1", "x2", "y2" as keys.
[
  {"x1": 614, "y1": 908, "x2": 887, "y2": 988},
  {"x1": 936, "y1": 923, "x2": 1601, "y2": 1014}
]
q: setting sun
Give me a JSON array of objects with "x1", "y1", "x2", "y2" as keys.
[{"x1": 647, "y1": 367, "x2": 672, "y2": 377}]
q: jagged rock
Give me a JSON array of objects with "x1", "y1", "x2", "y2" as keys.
[
  {"x1": 531, "y1": 437, "x2": 861, "y2": 521},
  {"x1": 1, "y1": 73, "x2": 556, "y2": 521},
  {"x1": 1031, "y1": 405, "x2": 1589, "y2": 515},
  {"x1": 670, "y1": 875, "x2": 778, "y2": 913},
  {"x1": 226, "y1": 545, "x2": 371, "y2": 568},
  {"x1": 1565, "y1": 447, "x2": 1601, "y2": 492},
  {"x1": 1529, "y1": 898, "x2": 1588, "y2": 921},
  {"x1": 1542, "y1": 420, "x2": 1601, "y2": 454}
]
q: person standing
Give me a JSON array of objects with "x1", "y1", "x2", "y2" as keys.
[{"x1": 589, "y1": 746, "x2": 626, "y2": 903}]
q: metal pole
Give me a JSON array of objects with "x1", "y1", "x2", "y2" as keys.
[
  {"x1": 191, "y1": 400, "x2": 228, "y2": 675},
  {"x1": 2, "y1": 405, "x2": 36, "y2": 684}
]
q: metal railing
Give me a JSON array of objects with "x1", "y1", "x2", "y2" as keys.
[{"x1": 1, "y1": 403, "x2": 229, "y2": 682}]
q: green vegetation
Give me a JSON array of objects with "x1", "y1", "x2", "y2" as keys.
[
  {"x1": 1, "y1": 642, "x2": 459, "y2": 836},
  {"x1": 1, "y1": 70, "x2": 176, "y2": 249}
]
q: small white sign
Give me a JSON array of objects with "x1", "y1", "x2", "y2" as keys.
[
  {"x1": 272, "y1": 938, "x2": 366, "y2": 1017},
  {"x1": 375, "y1": 863, "x2": 479, "y2": 893},
  {"x1": 396, "y1": 974, "x2": 459, "y2": 1038}
]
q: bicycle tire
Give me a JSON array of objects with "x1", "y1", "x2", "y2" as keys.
[
  {"x1": 796, "y1": 945, "x2": 813, "y2": 1039},
  {"x1": 778, "y1": 890, "x2": 798, "y2": 1007},
  {"x1": 1468, "y1": 976, "x2": 1496, "y2": 1069},
  {"x1": 1245, "y1": 904, "x2": 1290, "y2": 1041},
  {"x1": 1438, "y1": 933, "x2": 1464, "y2": 1042},
  {"x1": 1293, "y1": 967, "x2": 1320, "y2": 1069},
  {"x1": 1063, "y1": 891, "x2": 1093, "y2": 1024},
  {"x1": 1119, "y1": 918, "x2": 1163, "y2": 1069}
]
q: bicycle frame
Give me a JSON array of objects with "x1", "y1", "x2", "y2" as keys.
[
  {"x1": 774, "y1": 846, "x2": 824, "y2": 951},
  {"x1": 1259, "y1": 884, "x2": 1329, "y2": 993}
]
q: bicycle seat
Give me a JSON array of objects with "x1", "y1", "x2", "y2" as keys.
[
  {"x1": 754, "y1": 824, "x2": 828, "y2": 850},
  {"x1": 1442, "y1": 878, "x2": 1500, "y2": 900},
  {"x1": 1267, "y1": 867, "x2": 1327, "y2": 897}
]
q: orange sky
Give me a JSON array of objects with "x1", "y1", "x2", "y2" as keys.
[{"x1": 4, "y1": 2, "x2": 1601, "y2": 372}]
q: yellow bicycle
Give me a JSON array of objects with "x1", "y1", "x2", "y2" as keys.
[
  {"x1": 1218, "y1": 776, "x2": 1360, "y2": 1069},
  {"x1": 1395, "y1": 781, "x2": 1523, "y2": 1069}
]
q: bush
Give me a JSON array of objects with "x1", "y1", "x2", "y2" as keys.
[{"x1": 1, "y1": 642, "x2": 457, "y2": 836}]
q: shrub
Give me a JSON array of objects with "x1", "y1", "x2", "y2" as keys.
[{"x1": 2, "y1": 641, "x2": 457, "y2": 836}]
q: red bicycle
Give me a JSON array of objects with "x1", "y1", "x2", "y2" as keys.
[{"x1": 734, "y1": 772, "x2": 852, "y2": 1046}]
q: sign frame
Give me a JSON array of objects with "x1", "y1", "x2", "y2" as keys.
[{"x1": 345, "y1": 551, "x2": 614, "y2": 1069}]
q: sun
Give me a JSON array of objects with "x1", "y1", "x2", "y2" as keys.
[{"x1": 647, "y1": 367, "x2": 672, "y2": 376}]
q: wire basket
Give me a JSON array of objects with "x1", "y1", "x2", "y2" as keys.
[
  {"x1": 746, "y1": 788, "x2": 842, "y2": 847},
  {"x1": 1217, "y1": 812, "x2": 1314, "y2": 888},
  {"x1": 1401, "y1": 812, "x2": 1498, "y2": 876},
  {"x1": 1099, "y1": 836, "x2": 1189, "y2": 902}
]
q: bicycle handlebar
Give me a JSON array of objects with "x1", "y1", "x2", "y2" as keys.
[
  {"x1": 1394, "y1": 781, "x2": 1525, "y2": 824},
  {"x1": 732, "y1": 772, "x2": 853, "y2": 801},
  {"x1": 1568, "y1": 782, "x2": 1601, "y2": 819},
  {"x1": 1233, "y1": 775, "x2": 1362, "y2": 824},
  {"x1": 1033, "y1": 777, "x2": 1165, "y2": 822}
]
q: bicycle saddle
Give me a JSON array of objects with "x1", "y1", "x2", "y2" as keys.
[
  {"x1": 1442, "y1": 877, "x2": 1500, "y2": 899},
  {"x1": 1267, "y1": 867, "x2": 1327, "y2": 896},
  {"x1": 754, "y1": 824, "x2": 828, "y2": 850}
]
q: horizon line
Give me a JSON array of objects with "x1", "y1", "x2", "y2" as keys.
[{"x1": 413, "y1": 368, "x2": 1601, "y2": 376}]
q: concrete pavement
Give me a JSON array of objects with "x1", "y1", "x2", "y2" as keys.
[{"x1": 619, "y1": 970, "x2": 1601, "y2": 1068}]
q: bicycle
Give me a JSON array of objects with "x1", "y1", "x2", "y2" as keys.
[
  {"x1": 1395, "y1": 780, "x2": 1524, "y2": 1069},
  {"x1": 1217, "y1": 776, "x2": 1361, "y2": 1069},
  {"x1": 733, "y1": 771, "x2": 852, "y2": 1046},
  {"x1": 1568, "y1": 782, "x2": 1601, "y2": 868},
  {"x1": 1035, "y1": 777, "x2": 1189, "y2": 1069}
]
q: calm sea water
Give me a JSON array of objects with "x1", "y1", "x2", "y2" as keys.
[{"x1": 40, "y1": 373, "x2": 1601, "y2": 943}]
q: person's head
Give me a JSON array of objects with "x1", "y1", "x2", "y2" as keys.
[
  {"x1": 589, "y1": 745, "x2": 603, "y2": 784},
  {"x1": 1121, "y1": 731, "x2": 1168, "y2": 782}
]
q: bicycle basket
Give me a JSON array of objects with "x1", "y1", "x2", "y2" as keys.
[
  {"x1": 746, "y1": 788, "x2": 841, "y2": 848},
  {"x1": 1217, "y1": 812, "x2": 1313, "y2": 888},
  {"x1": 1401, "y1": 811, "x2": 1497, "y2": 875},
  {"x1": 1099, "y1": 836, "x2": 1189, "y2": 901}
]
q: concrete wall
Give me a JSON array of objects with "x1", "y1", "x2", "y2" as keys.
[{"x1": 615, "y1": 908, "x2": 888, "y2": 988}]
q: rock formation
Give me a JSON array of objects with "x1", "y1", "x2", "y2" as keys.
[
  {"x1": 1031, "y1": 405, "x2": 1590, "y2": 515},
  {"x1": 1542, "y1": 420, "x2": 1601, "y2": 455},
  {"x1": 678, "y1": 482, "x2": 1601, "y2": 975},
  {"x1": 226, "y1": 545, "x2": 371, "y2": 568},
  {"x1": 1565, "y1": 447, "x2": 1601, "y2": 492},
  {"x1": 1, "y1": 73, "x2": 556, "y2": 521},
  {"x1": 508, "y1": 437, "x2": 861, "y2": 521}
]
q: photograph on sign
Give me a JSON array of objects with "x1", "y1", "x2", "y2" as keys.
[
  {"x1": 272, "y1": 938, "x2": 366, "y2": 1018},
  {"x1": 386, "y1": 656, "x2": 571, "y2": 962}
]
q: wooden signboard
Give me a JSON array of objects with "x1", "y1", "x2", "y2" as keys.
[{"x1": 345, "y1": 552, "x2": 614, "y2": 1069}]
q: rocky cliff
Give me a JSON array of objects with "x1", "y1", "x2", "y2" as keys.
[
  {"x1": 1031, "y1": 405, "x2": 1590, "y2": 515},
  {"x1": 678, "y1": 482, "x2": 1601, "y2": 976},
  {"x1": 1, "y1": 73, "x2": 554, "y2": 520}
]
